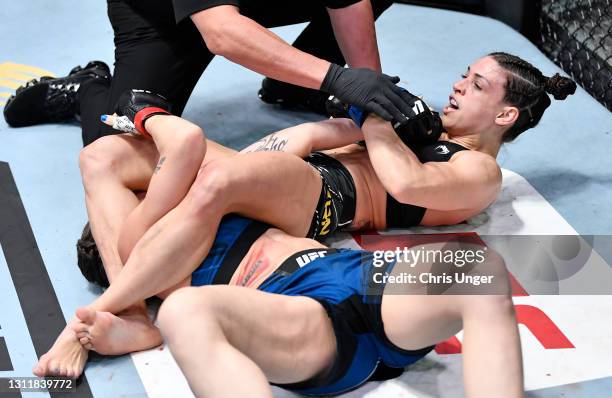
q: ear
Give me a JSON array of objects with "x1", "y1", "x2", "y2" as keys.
[{"x1": 495, "y1": 106, "x2": 519, "y2": 127}]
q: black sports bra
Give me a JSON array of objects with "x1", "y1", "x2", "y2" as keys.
[{"x1": 386, "y1": 141, "x2": 469, "y2": 228}]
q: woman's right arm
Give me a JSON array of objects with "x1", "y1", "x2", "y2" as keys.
[{"x1": 361, "y1": 114, "x2": 501, "y2": 212}]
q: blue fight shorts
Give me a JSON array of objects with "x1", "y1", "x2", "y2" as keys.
[
  {"x1": 259, "y1": 249, "x2": 434, "y2": 396},
  {"x1": 190, "y1": 214, "x2": 270, "y2": 286}
]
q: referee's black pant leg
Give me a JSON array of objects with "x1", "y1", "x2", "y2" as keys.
[
  {"x1": 80, "y1": 78, "x2": 112, "y2": 146},
  {"x1": 79, "y1": 0, "x2": 213, "y2": 146}
]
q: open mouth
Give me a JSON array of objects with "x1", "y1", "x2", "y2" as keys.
[{"x1": 443, "y1": 96, "x2": 459, "y2": 115}]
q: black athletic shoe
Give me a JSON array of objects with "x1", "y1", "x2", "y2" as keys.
[
  {"x1": 3, "y1": 61, "x2": 110, "y2": 127},
  {"x1": 258, "y1": 77, "x2": 329, "y2": 115}
]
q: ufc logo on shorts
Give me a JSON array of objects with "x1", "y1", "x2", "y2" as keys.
[{"x1": 297, "y1": 251, "x2": 329, "y2": 268}]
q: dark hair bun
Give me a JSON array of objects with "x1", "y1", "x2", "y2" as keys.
[{"x1": 545, "y1": 73, "x2": 577, "y2": 100}]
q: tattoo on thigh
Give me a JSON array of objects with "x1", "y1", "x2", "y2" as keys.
[
  {"x1": 237, "y1": 256, "x2": 274, "y2": 287},
  {"x1": 154, "y1": 157, "x2": 166, "y2": 174},
  {"x1": 240, "y1": 260, "x2": 262, "y2": 286}
]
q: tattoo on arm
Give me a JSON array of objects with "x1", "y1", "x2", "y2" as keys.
[
  {"x1": 247, "y1": 137, "x2": 266, "y2": 152},
  {"x1": 154, "y1": 157, "x2": 166, "y2": 174},
  {"x1": 244, "y1": 134, "x2": 289, "y2": 153}
]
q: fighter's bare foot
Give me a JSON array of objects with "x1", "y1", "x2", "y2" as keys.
[
  {"x1": 73, "y1": 307, "x2": 162, "y2": 355},
  {"x1": 33, "y1": 320, "x2": 88, "y2": 378}
]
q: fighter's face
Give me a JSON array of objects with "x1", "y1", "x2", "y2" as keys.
[{"x1": 441, "y1": 56, "x2": 511, "y2": 136}]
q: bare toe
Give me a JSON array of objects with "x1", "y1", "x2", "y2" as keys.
[
  {"x1": 76, "y1": 307, "x2": 96, "y2": 325},
  {"x1": 33, "y1": 322, "x2": 89, "y2": 377},
  {"x1": 72, "y1": 323, "x2": 89, "y2": 334},
  {"x1": 32, "y1": 362, "x2": 45, "y2": 377},
  {"x1": 47, "y1": 360, "x2": 60, "y2": 375}
]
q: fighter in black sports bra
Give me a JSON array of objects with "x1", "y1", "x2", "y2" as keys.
[
  {"x1": 385, "y1": 141, "x2": 468, "y2": 228},
  {"x1": 304, "y1": 141, "x2": 467, "y2": 238}
]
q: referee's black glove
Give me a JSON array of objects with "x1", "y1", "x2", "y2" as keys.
[{"x1": 320, "y1": 63, "x2": 413, "y2": 123}]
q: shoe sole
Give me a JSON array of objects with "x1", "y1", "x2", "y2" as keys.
[{"x1": 3, "y1": 83, "x2": 51, "y2": 127}]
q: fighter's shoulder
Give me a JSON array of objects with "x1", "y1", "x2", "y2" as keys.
[{"x1": 450, "y1": 150, "x2": 501, "y2": 184}]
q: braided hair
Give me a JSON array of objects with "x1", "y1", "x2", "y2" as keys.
[
  {"x1": 76, "y1": 222, "x2": 109, "y2": 288},
  {"x1": 489, "y1": 52, "x2": 577, "y2": 142}
]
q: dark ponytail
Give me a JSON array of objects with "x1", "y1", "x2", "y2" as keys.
[{"x1": 489, "y1": 52, "x2": 577, "y2": 142}]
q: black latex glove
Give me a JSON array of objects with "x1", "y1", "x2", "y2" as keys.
[{"x1": 320, "y1": 63, "x2": 414, "y2": 122}]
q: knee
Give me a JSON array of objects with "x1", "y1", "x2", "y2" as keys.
[
  {"x1": 159, "y1": 287, "x2": 207, "y2": 336},
  {"x1": 184, "y1": 159, "x2": 234, "y2": 216},
  {"x1": 159, "y1": 287, "x2": 222, "y2": 347},
  {"x1": 79, "y1": 135, "x2": 127, "y2": 183}
]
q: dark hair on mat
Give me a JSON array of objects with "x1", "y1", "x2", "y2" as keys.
[
  {"x1": 77, "y1": 222, "x2": 109, "y2": 288},
  {"x1": 489, "y1": 52, "x2": 577, "y2": 143}
]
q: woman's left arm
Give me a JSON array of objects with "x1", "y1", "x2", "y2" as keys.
[
  {"x1": 240, "y1": 118, "x2": 364, "y2": 157},
  {"x1": 103, "y1": 113, "x2": 208, "y2": 263},
  {"x1": 362, "y1": 116, "x2": 501, "y2": 211}
]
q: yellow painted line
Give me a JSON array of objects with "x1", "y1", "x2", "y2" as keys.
[
  {"x1": 0, "y1": 79, "x2": 20, "y2": 89},
  {"x1": 0, "y1": 70, "x2": 40, "y2": 81},
  {"x1": 0, "y1": 92, "x2": 10, "y2": 98},
  {"x1": 0, "y1": 62, "x2": 55, "y2": 78}
]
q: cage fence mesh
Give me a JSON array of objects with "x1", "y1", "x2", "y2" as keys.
[{"x1": 539, "y1": 0, "x2": 611, "y2": 111}]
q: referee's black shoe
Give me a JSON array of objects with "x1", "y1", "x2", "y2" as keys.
[
  {"x1": 258, "y1": 77, "x2": 329, "y2": 116},
  {"x1": 3, "y1": 61, "x2": 110, "y2": 127}
]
